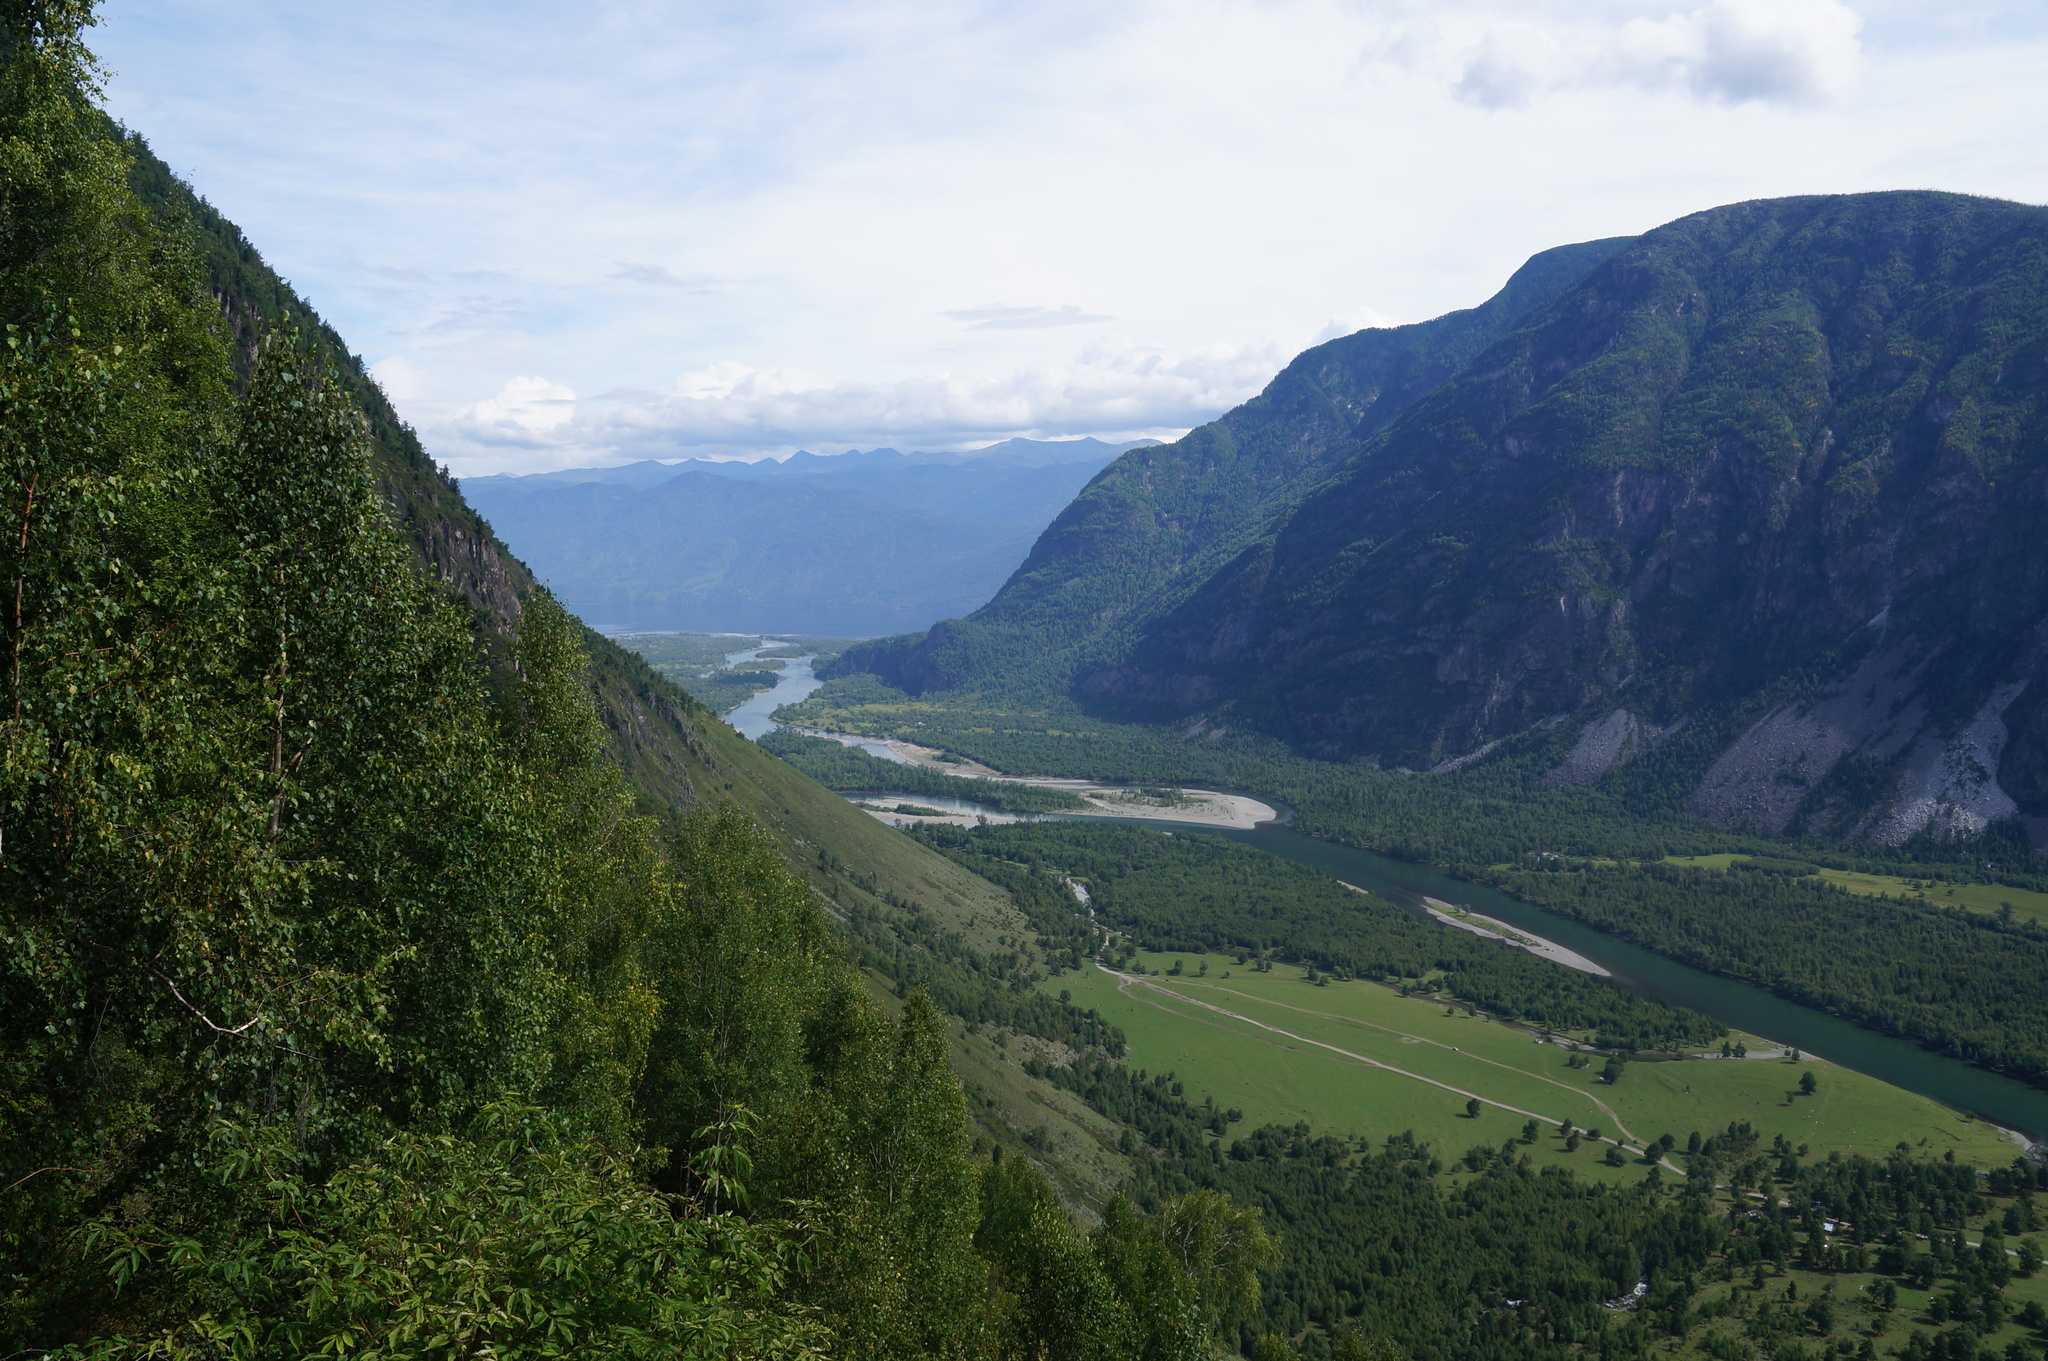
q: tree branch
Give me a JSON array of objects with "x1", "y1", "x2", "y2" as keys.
[{"x1": 151, "y1": 968, "x2": 263, "y2": 1036}]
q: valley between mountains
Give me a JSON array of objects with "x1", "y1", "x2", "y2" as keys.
[{"x1": 13, "y1": 9, "x2": 2048, "y2": 1357}]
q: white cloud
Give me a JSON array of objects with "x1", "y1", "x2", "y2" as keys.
[
  {"x1": 667, "y1": 360, "x2": 833, "y2": 402},
  {"x1": 1611, "y1": 0, "x2": 1864, "y2": 104},
  {"x1": 368, "y1": 354, "x2": 427, "y2": 401},
  {"x1": 458, "y1": 375, "x2": 577, "y2": 444},
  {"x1": 1454, "y1": 24, "x2": 1569, "y2": 109},
  {"x1": 427, "y1": 338, "x2": 1290, "y2": 474},
  {"x1": 610, "y1": 262, "x2": 718, "y2": 291},
  {"x1": 1451, "y1": 0, "x2": 1864, "y2": 109},
  {"x1": 92, "y1": 0, "x2": 2043, "y2": 477}
]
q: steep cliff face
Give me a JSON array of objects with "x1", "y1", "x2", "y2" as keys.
[
  {"x1": 828, "y1": 235, "x2": 1636, "y2": 694},
  {"x1": 1081, "y1": 192, "x2": 2048, "y2": 842}
]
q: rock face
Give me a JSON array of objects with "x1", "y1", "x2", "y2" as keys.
[
  {"x1": 1542, "y1": 710, "x2": 1678, "y2": 789},
  {"x1": 847, "y1": 192, "x2": 2048, "y2": 844}
]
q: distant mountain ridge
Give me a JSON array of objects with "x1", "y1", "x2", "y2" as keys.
[
  {"x1": 463, "y1": 438, "x2": 1159, "y2": 635},
  {"x1": 462, "y1": 436, "x2": 1155, "y2": 493},
  {"x1": 833, "y1": 192, "x2": 2048, "y2": 848}
]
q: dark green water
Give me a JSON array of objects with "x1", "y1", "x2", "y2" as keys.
[{"x1": 1206, "y1": 822, "x2": 2048, "y2": 1146}]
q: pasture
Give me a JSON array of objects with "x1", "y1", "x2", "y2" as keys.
[{"x1": 1049, "y1": 951, "x2": 2021, "y2": 1173}]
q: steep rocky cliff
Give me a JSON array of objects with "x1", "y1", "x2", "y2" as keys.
[{"x1": 843, "y1": 192, "x2": 2048, "y2": 846}]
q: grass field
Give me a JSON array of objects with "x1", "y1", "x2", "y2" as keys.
[
  {"x1": 1664, "y1": 855, "x2": 2048, "y2": 925},
  {"x1": 1048, "y1": 950, "x2": 2020, "y2": 1176}
]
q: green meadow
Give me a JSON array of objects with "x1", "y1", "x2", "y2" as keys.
[{"x1": 1050, "y1": 950, "x2": 2020, "y2": 1174}]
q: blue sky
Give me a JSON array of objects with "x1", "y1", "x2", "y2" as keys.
[{"x1": 94, "y1": 0, "x2": 2048, "y2": 475}]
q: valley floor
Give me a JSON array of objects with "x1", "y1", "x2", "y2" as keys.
[{"x1": 1047, "y1": 950, "x2": 2021, "y2": 1173}]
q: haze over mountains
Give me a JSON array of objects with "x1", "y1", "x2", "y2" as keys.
[
  {"x1": 833, "y1": 192, "x2": 2048, "y2": 850},
  {"x1": 463, "y1": 437, "x2": 1156, "y2": 635}
]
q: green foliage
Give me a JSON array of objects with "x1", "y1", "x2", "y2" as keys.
[
  {"x1": 1497, "y1": 858, "x2": 2048, "y2": 1085},
  {"x1": 792, "y1": 191, "x2": 2048, "y2": 1109},
  {"x1": 1150, "y1": 1186, "x2": 1282, "y2": 1342},
  {"x1": 0, "y1": 15, "x2": 1115, "y2": 1352},
  {"x1": 640, "y1": 804, "x2": 837, "y2": 1156},
  {"x1": 1140, "y1": 1124, "x2": 1699, "y2": 1360},
  {"x1": 977, "y1": 1151, "x2": 1136, "y2": 1361},
  {"x1": 687, "y1": 664, "x2": 785, "y2": 714},
  {"x1": 1233, "y1": 1123, "x2": 2048, "y2": 1361},
  {"x1": 66, "y1": 1103, "x2": 826, "y2": 1359},
  {"x1": 1093, "y1": 1193, "x2": 1208, "y2": 1361},
  {"x1": 977, "y1": 1151, "x2": 1278, "y2": 1361},
  {"x1": 0, "y1": 119, "x2": 730, "y2": 1328},
  {"x1": 789, "y1": 686, "x2": 2048, "y2": 1086}
]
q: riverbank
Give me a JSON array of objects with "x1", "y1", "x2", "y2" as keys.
[
  {"x1": 1412, "y1": 894, "x2": 1614, "y2": 978},
  {"x1": 805, "y1": 729, "x2": 1277, "y2": 830}
]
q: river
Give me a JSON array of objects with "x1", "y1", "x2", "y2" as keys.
[
  {"x1": 723, "y1": 649, "x2": 827, "y2": 740},
  {"x1": 730, "y1": 695, "x2": 2048, "y2": 1142}
]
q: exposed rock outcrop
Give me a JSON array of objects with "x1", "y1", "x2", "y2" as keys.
[
  {"x1": 1877, "y1": 681, "x2": 2029, "y2": 844},
  {"x1": 1543, "y1": 711, "x2": 1679, "y2": 788}
]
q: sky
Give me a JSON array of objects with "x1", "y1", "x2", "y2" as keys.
[{"x1": 93, "y1": 0, "x2": 2048, "y2": 476}]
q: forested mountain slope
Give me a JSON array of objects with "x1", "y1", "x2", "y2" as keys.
[
  {"x1": 115, "y1": 118, "x2": 1139, "y2": 1191},
  {"x1": 120, "y1": 125, "x2": 1006, "y2": 894},
  {"x1": 7, "y1": 16, "x2": 1274, "y2": 1349},
  {"x1": 18, "y1": 16, "x2": 2048, "y2": 1359},
  {"x1": 830, "y1": 235, "x2": 1635, "y2": 695},
  {"x1": 1091, "y1": 192, "x2": 2048, "y2": 846},
  {"x1": 836, "y1": 193, "x2": 2048, "y2": 848}
]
